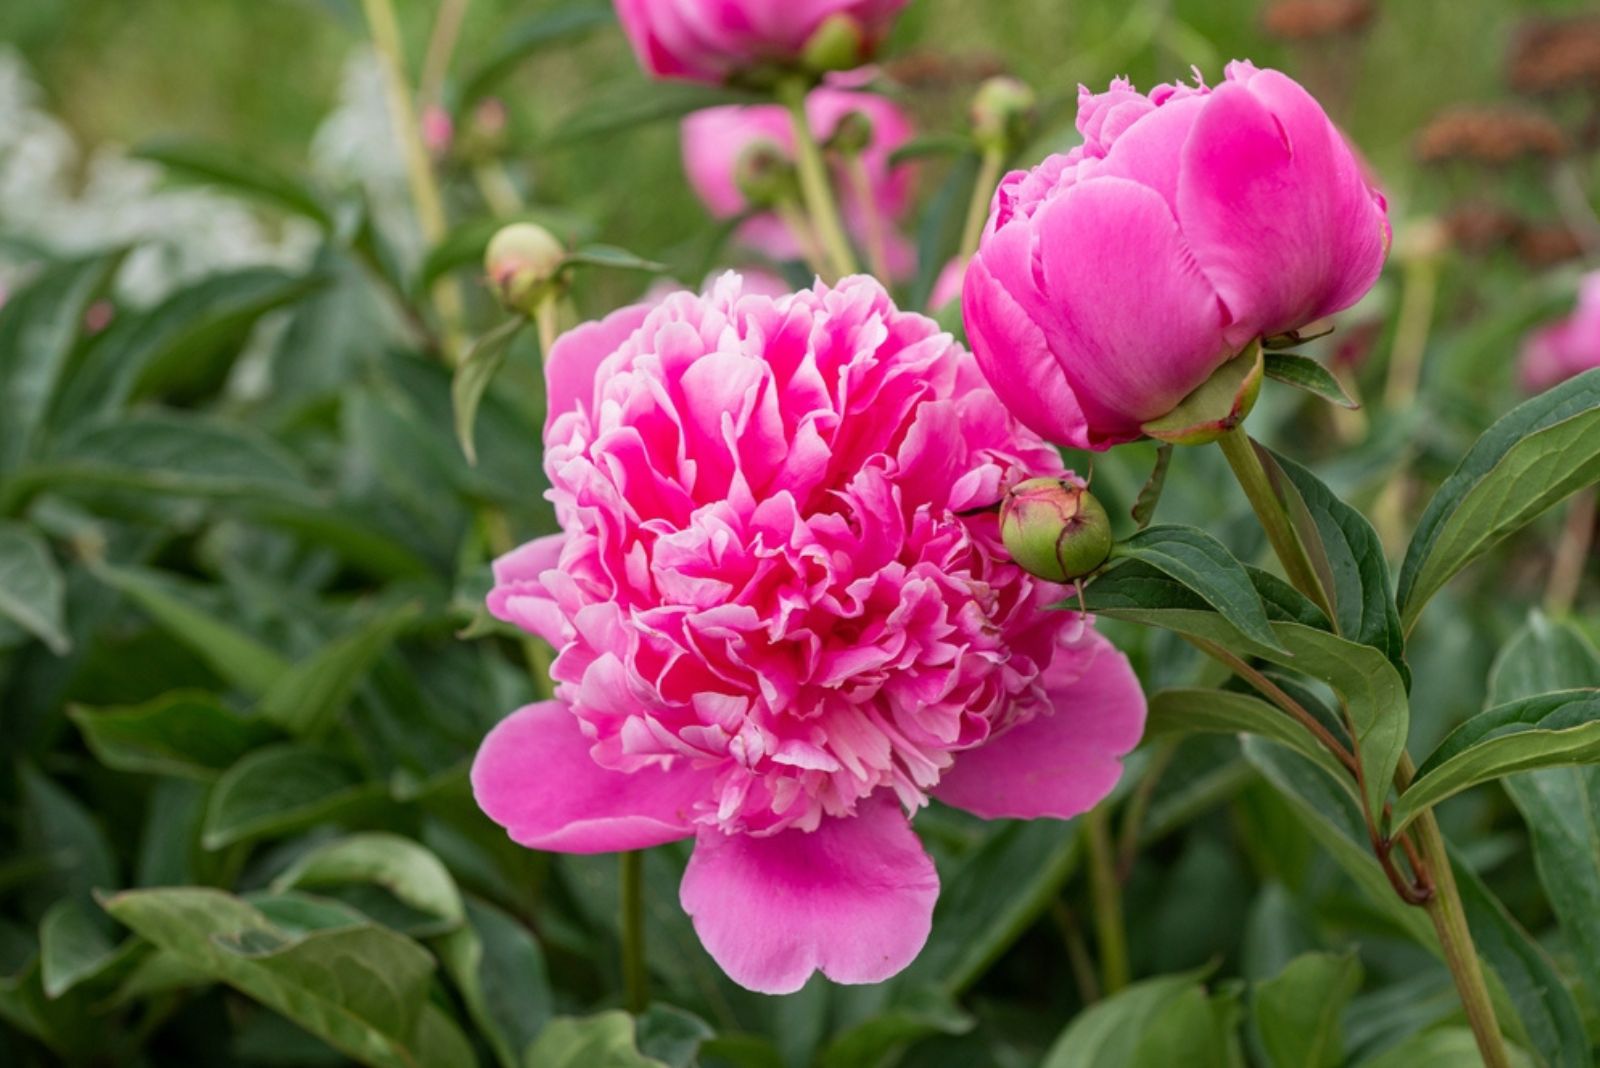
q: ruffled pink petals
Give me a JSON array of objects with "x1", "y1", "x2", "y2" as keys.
[
  {"x1": 545, "y1": 304, "x2": 653, "y2": 433},
  {"x1": 471, "y1": 702, "x2": 712, "y2": 854},
  {"x1": 1178, "y1": 71, "x2": 1388, "y2": 345},
  {"x1": 679, "y1": 796, "x2": 939, "y2": 994},
  {"x1": 934, "y1": 629, "x2": 1146, "y2": 820}
]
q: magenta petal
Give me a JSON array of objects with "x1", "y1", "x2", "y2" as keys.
[
  {"x1": 934, "y1": 630, "x2": 1145, "y2": 820},
  {"x1": 680, "y1": 796, "x2": 939, "y2": 994},
  {"x1": 1178, "y1": 73, "x2": 1389, "y2": 344},
  {"x1": 545, "y1": 304, "x2": 652, "y2": 430},
  {"x1": 471, "y1": 702, "x2": 709, "y2": 854}
]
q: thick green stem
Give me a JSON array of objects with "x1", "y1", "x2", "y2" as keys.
[
  {"x1": 620, "y1": 851, "x2": 649, "y2": 1013},
  {"x1": 1216, "y1": 425, "x2": 1335, "y2": 620},
  {"x1": 1399, "y1": 758, "x2": 1511, "y2": 1068},
  {"x1": 959, "y1": 144, "x2": 1006, "y2": 262},
  {"x1": 778, "y1": 78, "x2": 857, "y2": 281},
  {"x1": 1084, "y1": 805, "x2": 1128, "y2": 994}
]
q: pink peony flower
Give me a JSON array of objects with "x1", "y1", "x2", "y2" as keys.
[
  {"x1": 964, "y1": 61, "x2": 1391, "y2": 451},
  {"x1": 682, "y1": 85, "x2": 917, "y2": 278},
  {"x1": 1520, "y1": 272, "x2": 1600, "y2": 394},
  {"x1": 473, "y1": 273, "x2": 1146, "y2": 994},
  {"x1": 615, "y1": 0, "x2": 908, "y2": 84}
]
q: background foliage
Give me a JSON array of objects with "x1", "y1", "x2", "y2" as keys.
[{"x1": 1, "y1": 0, "x2": 1597, "y2": 1065}]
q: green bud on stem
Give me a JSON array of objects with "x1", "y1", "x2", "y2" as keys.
[
  {"x1": 484, "y1": 222, "x2": 566, "y2": 316},
  {"x1": 971, "y1": 76, "x2": 1037, "y2": 155},
  {"x1": 1000, "y1": 477, "x2": 1113, "y2": 582}
]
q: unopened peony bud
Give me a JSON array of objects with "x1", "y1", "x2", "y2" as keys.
[
  {"x1": 734, "y1": 140, "x2": 801, "y2": 208},
  {"x1": 422, "y1": 105, "x2": 454, "y2": 160},
  {"x1": 971, "y1": 76, "x2": 1036, "y2": 153},
  {"x1": 827, "y1": 109, "x2": 875, "y2": 156},
  {"x1": 485, "y1": 223, "x2": 566, "y2": 315},
  {"x1": 1000, "y1": 478, "x2": 1113, "y2": 582},
  {"x1": 801, "y1": 14, "x2": 868, "y2": 74}
]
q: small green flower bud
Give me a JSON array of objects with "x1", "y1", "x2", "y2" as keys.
[
  {"x1": 971, "y1": 76, "x2": 1038, "y2": 154},
  {"x1": 1000, "y1": 477, "x2": 1113, "y2": 582},
  {"x1": 801, "y1": 14, "x2": 868, "y2": 75},
  {"x1": 484, "y1": 222, "x2": 565, "y2": 316},
  {"x1": 827, "y1": 109, "x2": 875, "y2": 156},
  {"x1": 735, "y1": 140, "x2": 801, "y2": 208}
]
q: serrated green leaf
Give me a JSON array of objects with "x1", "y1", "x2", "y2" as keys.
[
  {"x1": 1041, "y1": 968, "x2": 1213, "y2": 1068},
  {"x1": 524, "y1": 1010, "x2": 668, "y2": 1068},
  {"x1": 256, "y1": 603, "x2": 422, "y2": 737},
  {"x1": 453, "y1": 318, "x2": 526, "y2": 466},
  {"x1": 101, "y1": 887, "x2": 448, "y2": 1068},
  {"x1": 0, "y1": 521, "x2": 70, "y2": 654},
  {"x1": 1144, "y1": 689, "x2": 1352, "y2": 796},
  {"x1": 69, "y1": 690, "x2": 278, "y2": 779},
  {"x1": 1253, "y1": 951, "x2": 1361, "y2": 1068},
  {"x1": 203, "y1": 746, "x2": 381, "y2": 849},
  {"x1": 1111, "y1": 525, "x2": 1287, "y2": 653},
  {"x1": 1398, "y1": 367, "x2": 1600, "y2": 630},
  {"x1": 1393, "y1": 691, "x2": 1600, "y2": 834},
  {"x1": 435, "y1": 897, "x2": 553, "y2": 1068},
  {"x1": 133, "y1": 138, "x2": 335, "y2": 227},
  {"x1": 1262, "y1": 352, "x2": 1358, "y2": 409},
  {"x1": 272, "y1": 833, "x2": 463, "y2": 938}
]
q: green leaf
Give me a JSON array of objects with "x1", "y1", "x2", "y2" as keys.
[
  {"x1": 524, "y1": 1011, "x2": 668, "y2": 1068},
  {"x1": 102, "y1": 887, "x2": 451, "y2": 1068},
  {"x1": 901, "y1": 818, "x2": 1079, "y2": 995},
  {"x1": 1392, "y1": 691, "x2": 1600, "y2": 834},
  {"x1": 818, "y1": 987, "x2": 974, "y2": 1068},
  {"x1": 562, "y1": 244, "x2": 669, "y2": 274},
  {"x1": 1144, "y1": 688, "x2": 1352, "y2": 794},
  {"x1": 1262, "y1": 352, "x2": 1358, "y2": 409},
  {"x1": 1253, "y1": 951, "x2": 1361, "y2": 1068},
  {"x1": 90, "y1": 563, "x2": 289, "y2": 696},
  {"x1": 434, "y1": 897, "x2": 553, "y2": 1068},
  {"x1": 542, "y1": 82, "x2": 761, "y2": 148},
  {"x1": 272, "y1": 833, "x2": 463, "y2": 938},
  {"x1": 453, "y1": 319, "x2": 526, "y2": 466},
  {"x1": 1358, "y1": 1028, "x2": 1534, "y2": 1068},
  {"x1": 1260, "y1": 448, "x2": 1407, "y2": 683},
  {"x1": 18, "y1": 766, "x2": 117, "y2": 910},
  {"x1": 203, "y1": 745, "x2": 382, "y2": 849},
  {"x1": 1111, "y1": 525, "x2": 1287, "y2": 654},
  {"x1": 0, "y1": 522, "x2": 70, "y2": 654},
  {"x1": 1486, "y1": 614, "x2": 1600, "y2": 1009},
  {"x1": 1398, "y1": 367, "x2": 1600, "y2": 630},
  {"x1": 69, "y1": 690, "x2": 278, "y2": 779},
  {"x1": 1131, "y1": 443, "x2": 1173, "y2": 530},
  {"x1": 888, "y1": 133, "x2": 975, "y2": 167},
  {"x1": 0, "y1": 251, "x2": 123, "y2": 473},
  {"x1": 38, "y1": 900, "x2": 133, "y2": 999},
  {"x1": 1141, "y1": 343, "x2": 1263, "y2": 446},
  {"x1": 1128, "y1": 982, "x2": 1241, "y2": 1068},
  {"x1": 133, "y1": 138, "x2": 335, "y2": 228},
  {"x1": 1041, "y1": 968, "x2": 1213, "y2": 1068},
  {"x1": 256, "y1": 603, "x2": 423, "y2": 737},
  {"x1": 458, "y1": 4, "x2": 614, "y2": 104},
  {"x1": 1085, "y1": 565, "x2": 1405, "y2": 823},
  {"x1": 635, "y1": 1005, "x2": 715, "y2": 1068}
]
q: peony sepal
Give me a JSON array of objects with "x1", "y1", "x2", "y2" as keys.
[{"x1": 1141, "y1": 341, "x2": 1264, "y2": 446}]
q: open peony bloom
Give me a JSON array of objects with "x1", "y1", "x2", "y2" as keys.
[
  {"x1": 683, "y1": 85, "x2": 917, "y2": 278},
  {"x1": 964, "y1": 61, "x2": 1391, "y2": 450},
  {"x1": 1520, "y1": 272, "x2": 1600, "y2": 394},
  {"x1": 615, "y1": 0, "x2": 908, "y2": 84},
  {"x1": 473, "y1": 273, "x2": 1146, "y2": 994}
]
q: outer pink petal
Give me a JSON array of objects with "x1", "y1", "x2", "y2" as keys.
[
  {"x1": 472, "y1": 701, "x2": 710, "y2": 854},
  {"x1": 1178, "y1": 72, "x2": 1389, "y2": 345},
  {"x1": 963, "y1": 244, "x2": 1092, "y2": 449},
  {"x1": 545, "y1": 303, "x2": 652, "y2": 431},
  {"x1": 1033, "y1": 176, "x2": 1232, "y2": 433},
  {"x1": 680, "y1": 796, "x2": 938, "y2": 994},
  {"x1": 934, "y1": 630, "x2": 1145, "y2": 820}
]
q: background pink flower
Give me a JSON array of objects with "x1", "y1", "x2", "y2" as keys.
[
  {"x1": 964, "y1": 61, "x2": 1391, "y2": 450},
  {"x1": 1520, "y1": 272, "x2": 1600, "y2": 393},
  {"x1": 682, "y1": 85, "x2": 917, "y2": 277},
  {"x1": 615, "y1": 0, "x2": 909, "y2": 84},
  {"x1": 473, "y1": 273, "x2": 1146, "y2": 993}
]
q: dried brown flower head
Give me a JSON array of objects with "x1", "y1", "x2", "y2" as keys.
[
  {"x1": 1441, "y1": 202, "x2": 1523, "y2": 256},
  {"x1": 1509, "y1": 16, "x2": 1600, "y2": 95},
  {"x1": 1261, "y1": 0, "x2": 1375, "y2": 41},
  {"x1": 1414, "y1": 107, "x2": 1569, "y2": 166},
  {"x1": 1516, "y1": 223, "x2": 1585, "y2": 268}
]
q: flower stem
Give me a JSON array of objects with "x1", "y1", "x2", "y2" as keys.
[
  {"x1": 419, "y1": 0, "x2": 471, "y2": 110},
  {"x1": 1084, "y1": 804, "x2": 1128, "y2": 995},
  {"x1": 1398, "y1": 756, "x2": 1512, "y2": 1068},
  {"x1": 842, "y1": 151, "x2": 891, "y2": 280},
  {"x1": 620, "y1": 851, "x2": 649, "y2": 1013},
  {"x1": 774, "y1": 198, "x2": 830, "y2": 279},
  {"x1": 778, "y1": 77, "x2": 857, "y2": 281},
  {"x1": 1215, "y1": 425, "x2": 1335, "y2": 620},
  {"x1": 959, "y1": 143, "x2": 1006, "y2": 262},
  {"x1": 1545, "y1": 488, "x2": 1595, "y2": 617}
]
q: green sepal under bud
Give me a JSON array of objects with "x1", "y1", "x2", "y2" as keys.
[
  {"x1": 1000, "y1": 477, "x2": 1114, "y2": 583},
  {"x1": 971, "y1": 76, "x2": 1037, "y2": 155},
  {"x1": 735, "y1": 140, "x2": 801, "y2": 209},
  {"x1": 1141, "y1": 341, "x2": 1264, "y2": 446},
  {"x1": 800, "y1": 14, "x2": 868, "y2": 75},
  {"x1": 484, "y1": 222, "x2": 566, "y2": 316}
]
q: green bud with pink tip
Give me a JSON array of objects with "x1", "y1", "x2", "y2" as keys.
[{"x1": 999, "y1": 477, "x2": 1113, "y2": 582}]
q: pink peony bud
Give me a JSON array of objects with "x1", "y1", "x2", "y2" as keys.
[
  {"x1": 1519, "y1": 272, "x2": 1600, "y2": 394},
  {"x1": 963, "y1": 61, "x2": 1391, "y2": 451},
  {"x1": 421, "y1": 105, "x2": 454, "y2": 160},
  {"x1": 613, "y1": 0, "x2": 908, "y2": 85},
  {"x1": 1000, "y1": 477, "x2": 1113, "y2": 582},
  {"x1": 484, "y1": 222, "x2": 566, "y2": 315},
  {"x1": 682, "y1": 83, "x2": 917, "y2": 277}
]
